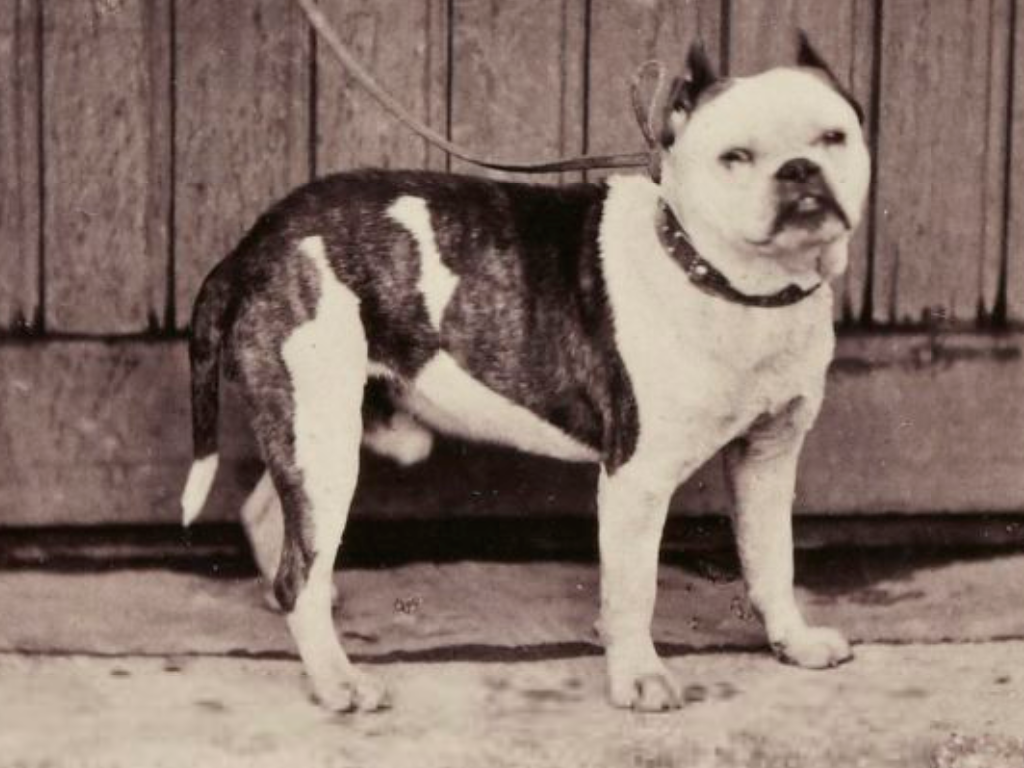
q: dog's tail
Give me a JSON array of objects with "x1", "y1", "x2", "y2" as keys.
[{"x1": 180, "y1": 260, "x2": 233, "y2": 527}]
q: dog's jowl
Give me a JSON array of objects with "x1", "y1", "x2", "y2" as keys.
[{"x1": 180, "y1": 37, "x2": 871, "y2": 713}]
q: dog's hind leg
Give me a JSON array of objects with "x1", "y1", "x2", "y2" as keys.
[
  {"x1": 240, "y1": 471, "x2": 341, "y2": 612},
  {"x1": 241, "y1": 380, "x2": 432, "y2": 612},
  {"x1": 239, "y1": 237, "x2": 387, "y2": 712},
  {"x1": 239, "y1": 471, "x2": 285, "y2": 609}
]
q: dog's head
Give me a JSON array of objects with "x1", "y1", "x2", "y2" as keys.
[{"x1": 657, "y1": 34, "x2": 871, "y2": 279}]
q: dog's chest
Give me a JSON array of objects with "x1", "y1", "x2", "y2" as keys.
[
  {"x1": 597, "y1": 175, "x2": 833, "y2": 464},
  {"x1": 636, "y1": 316, "x2": 828, "y2": 439}
]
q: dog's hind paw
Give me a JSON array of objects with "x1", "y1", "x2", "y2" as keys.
[
  {"x1": 771, "y1": 625, "x2": 852, "y2": 669},
  {"x1": 310, "y1": 669, "x2": 391, "y2": 714}
]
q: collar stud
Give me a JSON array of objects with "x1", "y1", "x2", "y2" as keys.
[{"x1": 656, "y1": 201, "x2": 822, "y2": 308}]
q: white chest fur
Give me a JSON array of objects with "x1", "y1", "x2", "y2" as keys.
[{"x1": 598, "y1": 175, "x2": 835, "y2": 476}]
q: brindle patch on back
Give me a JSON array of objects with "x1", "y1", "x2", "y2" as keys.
[{"x1": 214, "y1": 170, "x2": 639, "y2": 469}]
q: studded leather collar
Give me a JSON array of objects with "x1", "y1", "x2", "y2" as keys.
[{"x1": 656, "y1": 201, "x2": 822, "y2": 309}]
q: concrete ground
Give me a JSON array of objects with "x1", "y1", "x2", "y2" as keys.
[{"x1": 2, "y1": 548, "x2": 1024, "y2": 767}]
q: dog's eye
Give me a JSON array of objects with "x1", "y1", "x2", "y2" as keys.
[
  {"x1": 719, "y1": 148, "x2": 754, "y2": 167},
  {"x1": 821, "y1": 129, "x2": 847, "y2": 146}
]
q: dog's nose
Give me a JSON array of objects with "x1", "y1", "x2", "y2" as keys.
[{"x1": 776, "y1": 158, "x2": 821, "y2": 184}]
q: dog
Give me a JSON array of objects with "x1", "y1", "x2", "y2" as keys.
[{"x1": 180, "y1": 35, "x2": 871, "y2": 713}]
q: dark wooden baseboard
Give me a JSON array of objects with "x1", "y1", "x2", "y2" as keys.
[
  {"x1": 2, "y1": 515, "x2": 1023, "y2": 572},
  {"x1": 2, "y1": 332, "x2": 1024, "y2": 526}
]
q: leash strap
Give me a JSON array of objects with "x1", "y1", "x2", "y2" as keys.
[
  {"x1": 657, "y1": 202, "x2": 822, "y2": 308},
  {"x1": 630, "y1": 60, "x2": 669, "y2": 180},
  {"x1": 294, "y1": 0, "x2": 654, "y2": 175}
]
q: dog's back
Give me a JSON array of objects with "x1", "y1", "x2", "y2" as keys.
[{"x1": 193, "y1": 171, "x2": 637, "y2": 467}]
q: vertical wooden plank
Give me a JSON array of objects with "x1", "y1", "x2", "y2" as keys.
[
  {"x1": 1006, "y1": 0, "x2": 1024, "y2": 321},
  {"x1": 174, "y1": 0, "x2": 310, "y2": 327},
  {"x1": 977, "y1": 0, "x2": 1012, "y2": 323},
  {"x1": 0, "y1": 0, "x2": 40, "y2": 331},
  {"x1": 315, "y1": 0, "x2": 448, "y2": 174},
  {"x1": 872, "y1": 0, "x2": 1010, "y2": 325},
  {"x1": 728, "y1": 0, "x2": 876, "y2": 323},
  {"x1": 146, "y1": 0, "x2": 173, "y2": 331},
  {"x1": 43, "y1": 0, "x2": 171, "y2": 333},
  {"x1": 728, "y1": 0, "x2": 869, "y2": 74},
  {"x1": 587, "y1": 0, "x2": 722, "y2": 168},
  {"x1": 448, "y1": 0, "x2": 587, "y2": 184}
]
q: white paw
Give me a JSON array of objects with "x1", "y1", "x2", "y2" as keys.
[
  {"x1": 607, "y1": 657, "x2": 682, "y2": 712},
  {"x1": 771, "y1": 625, "x2": 852, "y2": 669},
  {"x1": 309, "y1": 668, "x2": 391, "y2": 713}
]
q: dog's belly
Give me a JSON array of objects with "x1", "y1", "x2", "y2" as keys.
[{"x1": 385, "y1": 352, "x2": 600, "y2": 463}]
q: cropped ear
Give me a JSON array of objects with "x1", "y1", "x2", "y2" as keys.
[
  {"x1": 796, "y1": 30, "x2": 836, "y2": 76},
  {"x1": 676, "y1": 42, "x2": 717, "y2": 112},
  {"x1": 660, "y1": 42, "x2": 718, "y2": 147},
  {"x1": 795, "y1": 30, "x2": 865, "y2": 124}
]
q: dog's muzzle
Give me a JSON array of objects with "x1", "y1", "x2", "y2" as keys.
[{"x1": 771, "y1": 158, "x2": 850, "y2": 235}]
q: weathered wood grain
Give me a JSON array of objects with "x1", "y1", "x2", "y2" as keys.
[
  {"x1": 4, "y1": 335, "x2": 1024, "y2": 526},
  {"x1": 0, "y1": 340, "x2": 595, "y2": 526},
  {"x1": 1006, "y1": 0, "x2": 1024, "y2": 321},
  {"x1": 977, "y1": 0, "x2": 1013, "y2": 322},
  {"x1": 42, "y1": 0, "x2": 171, "y2": 332},
  {"x1": 727, "y1": 0, "x2": 876, "y2": 323},
  {"x1": 586, "y1": 0, "x2": 722, "y2": 174},
  {"x1": 800, "y1": 333, "x2": 1024, "y2": 513},
  {"x1": 727, "y1": 0, "x2": 868, "y2": 75},
  {"x1": 0, "y1": 340, "x2": 258, "y2": 526},
  {"x1": 448, "y1": 0, "x2": 587, "y2": 184},
  {"x1": 173, "y1": 0, "x2": 310, "y2": 329},
  {"x1": 0, "y1": 0, "x2": 41, "y2": 332},
  {"x1": 872, "y1": 0, "x2": 1011, "y2": 325},
  {"x1": 315, "y1": 0, "x2": 448, "y2": 174}
]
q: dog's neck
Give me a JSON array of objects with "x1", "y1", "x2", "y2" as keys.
[
  {"x1": 655, "y1": 201, "x2": 822, "y2": 308},
  {"x1": 600, "y1": 175, "x2": 835, "y2": 372},
  {"x1": 661, "y1": 196, "x2": 834, "y2": 298}
]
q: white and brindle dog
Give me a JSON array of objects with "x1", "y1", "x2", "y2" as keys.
[{"x1": 180, "y1": 37, "x2": 871, "y2": 713}]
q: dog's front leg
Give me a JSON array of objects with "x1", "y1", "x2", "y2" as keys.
[
  {"x1": 725, "y1": 403, "x2": 852, "y2": 669},
  {"x1": 597, "y1": 465, "x2": 681, "y2": 711}
]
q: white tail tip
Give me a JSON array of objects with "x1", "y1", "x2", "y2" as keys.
[{"x1": 181, "y1": 454, "x2": 219, "y2": 527}]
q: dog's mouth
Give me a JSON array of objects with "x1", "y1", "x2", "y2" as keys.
[
  {"x1": 746, "y1": 185, "x2": 850, "y2": 249},
  {"x1": 772, "y1": 191, "x2": 850, "y2": 234}
]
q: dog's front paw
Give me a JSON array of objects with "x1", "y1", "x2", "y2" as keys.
[
  {"x1": 607, "y1": 657, "x2": 682, "y2": 712},
  {"x1": 771, "y1": 625, "x2": 852, "y2": 669},
  {"x1": 309, "y1": 668, "x2": 391, "y2": 714}
]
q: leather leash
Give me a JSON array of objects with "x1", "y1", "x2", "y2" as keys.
[{"x1": 294, "y1": 0, "x2": 661, "y2": 175}]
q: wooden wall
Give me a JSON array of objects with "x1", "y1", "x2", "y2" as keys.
[
  {"x1": 2, "y1": 0, "x2": 1024, "y2": 526},
  {"x1": 3, "y1": 0, "x2": 1023, "y2": 333}
]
